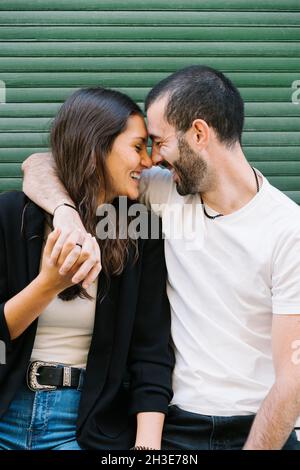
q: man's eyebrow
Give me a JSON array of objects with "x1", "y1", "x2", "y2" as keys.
[{"x1": 149, "y1": 134, "x2": 161, "y2": 141}]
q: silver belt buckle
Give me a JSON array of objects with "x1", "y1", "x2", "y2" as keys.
[{"x1": 26, "y1": 361, "x2": 58, "y2": 392}]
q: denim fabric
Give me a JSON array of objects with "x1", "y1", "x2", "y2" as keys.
[
  {"x1": 162, "y1": 405, "x2": 300, "y2": 450},
  {"x1": 0, "y1": 369, "x2": 85, "y2": 450}
]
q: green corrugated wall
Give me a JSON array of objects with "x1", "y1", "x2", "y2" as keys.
[{"x1": 0, "y1": 0, "x2": 299, "y2": 200}]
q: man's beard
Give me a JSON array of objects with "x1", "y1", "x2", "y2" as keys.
[{"x1": 173, "y1": 136, "x2": 211, "y2": 196}]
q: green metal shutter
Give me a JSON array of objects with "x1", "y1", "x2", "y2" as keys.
[{"x1": 0, "y1": 0, "x2": 299, "y2": 200}]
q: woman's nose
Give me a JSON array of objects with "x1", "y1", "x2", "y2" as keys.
[{"x1": 141, "y1": 150, "x2": 152, "y2": 169}]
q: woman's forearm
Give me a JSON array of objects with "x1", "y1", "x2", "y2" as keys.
[
  {"x1": 4, "y1": 274, "x2": 59, "y2": 340},
  {"x1": 134, "y1": 412, "x2": 165, "y2": 450}
]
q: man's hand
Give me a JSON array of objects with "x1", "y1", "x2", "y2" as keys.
[
  {"x1": 243, "y1": 314, "x2": 300, "y2": 449},
  {"x1": 52, "y1": 205, "x2": 101, "y2": 289}
]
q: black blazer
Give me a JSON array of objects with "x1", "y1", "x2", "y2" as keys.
[{"x1": 0, "y1": 191, "x2": 175, "y2": 449}]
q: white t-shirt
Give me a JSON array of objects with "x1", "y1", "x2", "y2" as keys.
[
  {"x1": 30, "y1": 282, "x2": 97, "y2": 369},
  {"x1": 140, "y1": 166, "x2": 300, "y2": 416}
]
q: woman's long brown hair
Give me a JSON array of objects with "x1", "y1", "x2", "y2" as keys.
[{"x1": 50, "y1": 87, "x2": 142, "y2": 300}]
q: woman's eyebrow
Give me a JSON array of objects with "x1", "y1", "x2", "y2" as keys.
[{"x1": 133, "y1": 136, "x2": 148, "y2": 143}]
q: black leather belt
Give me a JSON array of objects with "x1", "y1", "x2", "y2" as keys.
[{"x1": 26, "y1": 361, "x2": 84, "y2": 392}]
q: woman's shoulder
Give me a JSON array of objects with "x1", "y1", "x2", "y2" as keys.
[
  {"x1": 0, "y1": 190, "x2": 43, "y2": 229},
  {"x1": 0, "y1": 190, "x2": 28, "y2": 214}
]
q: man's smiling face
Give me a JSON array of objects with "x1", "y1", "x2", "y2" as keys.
[
  {"x1": 147, "y1": 95, "x2": 179, "y2": 171},
  {"x1": 146, "y1": 95, "x2": 210, "y2": 196}
]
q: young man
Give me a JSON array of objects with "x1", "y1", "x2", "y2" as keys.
[{"x1": 22, "y1": 66, "x2": 300, "y2": 450}]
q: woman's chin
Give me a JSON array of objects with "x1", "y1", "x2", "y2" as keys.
[
  {"x1": 126, "y1": 187, "x2": 140, "y2": 200},
  {"x1": 113, "y1": 186, "x2": 139, "y2": 201},
  {"x1": 128, "y1": 192, "x2": 139, "y2": 200}
]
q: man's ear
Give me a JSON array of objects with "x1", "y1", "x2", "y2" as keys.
[{"x1": 191, "y1": 119, "x2": 210, "y2": 148}]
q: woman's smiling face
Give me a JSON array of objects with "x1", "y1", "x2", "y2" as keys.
[{"x1": 105, "y1": 114, "x2": 152, "y2": 201}]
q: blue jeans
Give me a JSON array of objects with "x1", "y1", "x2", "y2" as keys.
[
  {"x1": 162, "y1": 405, "x2": 300, "y2": 450},
  {"x1": 0, "y1": 373, "x2": 85, "y2": 450}
]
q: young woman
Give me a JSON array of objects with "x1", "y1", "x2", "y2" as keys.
[{"x1": 0, "y1": 88, "x2": 174, "y2": 450}]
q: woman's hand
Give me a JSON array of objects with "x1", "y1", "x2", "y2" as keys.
[
  {"x1": 134, "y1": 412, "x2": 165, "y2": 450},
  {"x1": 38, "y1": 227, "x2": 85, "y2": 294},
  {"x1": 52, "y1": 206, "x2": 101, "y2": 290},
  {"x1": 4, "y1": 226, "x2": 91, "y2": 341}
]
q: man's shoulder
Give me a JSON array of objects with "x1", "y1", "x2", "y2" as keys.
[
  {"x1": 139, "y1": 166, "x2": 175, "y2": 208},
  {"x1": 267, "y1": 183, "x2": 300, "y2": 217},
  {"x1": 141, "y1": 166, "x2": 173, "y2": 185},
  {"x1": 265, "y1": 183, "x2": 300, "y2": 235}
]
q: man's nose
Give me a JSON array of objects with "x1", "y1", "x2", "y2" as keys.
[{"x1": 151, "y1": 145, "x2": 163, "y2": 166}]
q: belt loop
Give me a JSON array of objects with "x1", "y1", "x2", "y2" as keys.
[{"x1": 77, "y1": 369, "x2": 85, "y2": 392}]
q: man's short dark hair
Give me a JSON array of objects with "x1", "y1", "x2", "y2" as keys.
[{"x1": 145, "y1": 65, "x2": 244, "y2": 147}]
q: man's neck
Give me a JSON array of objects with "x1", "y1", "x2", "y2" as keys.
[{"x1": 201, "y1": 151, "x2": 262, "y2": 216}]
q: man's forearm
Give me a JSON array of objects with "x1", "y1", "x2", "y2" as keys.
[
  {"x1": 22, "y1": 154, "x2": 100, "y2": 287},
  {"x1": 243, "y1": 379, "x2": 300, "y2": 450},
  {"x1": 22, "y1": 152, "x2": 74, "y2": 214}
]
